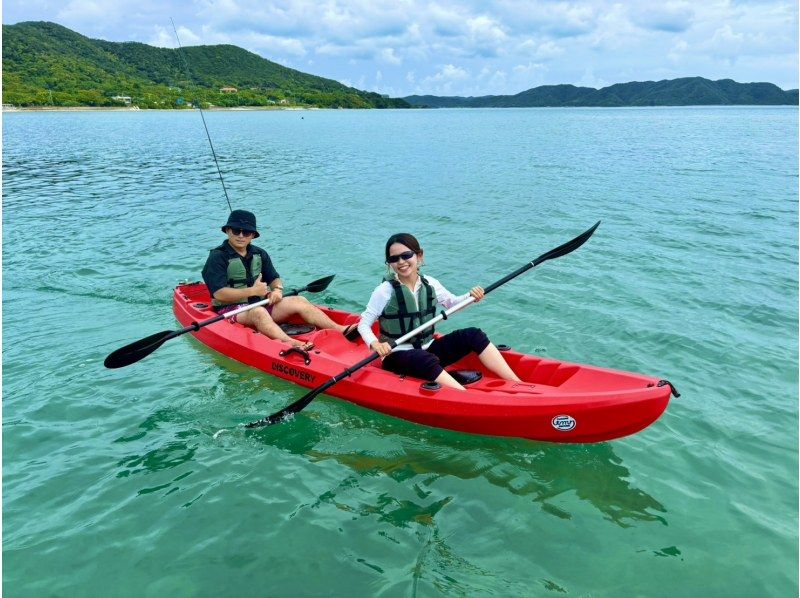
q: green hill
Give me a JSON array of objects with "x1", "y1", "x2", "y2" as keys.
[
  {"x1": 2, "y1": 21, "x2": 410, "y2": 109},
  {"x1": 404, "y1": 77, "x2": 798, "y2": 108}
]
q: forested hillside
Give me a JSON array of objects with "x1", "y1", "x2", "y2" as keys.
[{"x1": 3, "y1": 21, "x2": 409, "y2": 109}]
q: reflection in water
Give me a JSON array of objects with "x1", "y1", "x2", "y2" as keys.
[
  {"x1": 249, "y1": 404, "x2": 668, "y2": 594},
  {"x1": 258, "y1": 404, "x2": 667, "y2": 527}
]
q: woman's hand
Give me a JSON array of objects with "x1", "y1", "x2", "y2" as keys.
[
  {"x1": 370, "y1": 341, "x2": 393, "y2": 358},
  {"x1": 469, "y1": 286, "x2": 485, "y2": 302}
]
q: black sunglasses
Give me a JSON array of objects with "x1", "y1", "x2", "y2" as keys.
[
  {"x1": 386, "y1": 250, "x2": 417, "y2": 264},
  {"x1": 229, "y1": 227, "x2": 254, "y2": 237}
]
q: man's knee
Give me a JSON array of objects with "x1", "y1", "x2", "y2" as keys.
[
  {"x1": 293, "y1": 296, "x2": 312, "y2": 310},
  {"x1": 281, "y1": 296, "x2": 309, "y2": 311}
]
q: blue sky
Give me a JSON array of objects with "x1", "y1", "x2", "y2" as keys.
[{"x1": 3, "y1": 0, "x2": 797, "y2": 96}]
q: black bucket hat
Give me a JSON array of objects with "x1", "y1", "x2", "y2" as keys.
[{"x1": 222, "y1": 209, "x2": 260, "y2": 238}]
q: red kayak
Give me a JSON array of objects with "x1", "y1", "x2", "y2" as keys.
[{"x1": 174, "y1": 282, "x2": 677, "y2": 443}]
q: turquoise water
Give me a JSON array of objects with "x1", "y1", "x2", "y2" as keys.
[{"x1": 3, "y1": 107, "x2": 797, "y2": 596}]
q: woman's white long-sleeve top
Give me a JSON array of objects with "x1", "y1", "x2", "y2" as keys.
[{"x1": 357, "y1": 275, "x2": 469, "y2": 351}]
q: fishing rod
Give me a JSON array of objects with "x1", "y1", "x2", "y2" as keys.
[{"x1": 170, "y1": 18, "x2": 233, "y2": 212}]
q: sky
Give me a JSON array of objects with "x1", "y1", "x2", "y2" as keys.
[{"x1": 3, "y1": 0, "x2": 798, "y2": 97}]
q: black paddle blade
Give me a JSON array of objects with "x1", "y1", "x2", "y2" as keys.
[
  {"x1": 245, "y1": 387, "x2": 326, "y2": 429},
  {"x1": 244, "y1": 408, "x2": 293, "y2": 429},
  {"x1": 305, "y1": 274, "x2": 335, "y2": 294},
  {"x1": 103, "y1": 330, "x2": 176, "y2": 369},
  {"x1": 533, "y1": 221, "x2": 600, "y2": 267}
]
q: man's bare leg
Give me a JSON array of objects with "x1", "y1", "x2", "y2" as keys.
[
  {"x1": 236, "y1": 307, "x2": 311, "y2": 349},
  {"x1": 270, "y1": 296, "x2": 351, "y2": 333}
]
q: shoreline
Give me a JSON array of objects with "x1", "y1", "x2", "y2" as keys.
[
  {"x1": 2, "y1": 105, "x2": 315, "y2": 113},
  {"x1": 3, "y1": 104, "x2": 794, "y2": 113}
]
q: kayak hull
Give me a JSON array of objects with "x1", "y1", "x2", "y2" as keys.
[{"x1": 173, "y1": 283, "x2": 673, "y2": 443}]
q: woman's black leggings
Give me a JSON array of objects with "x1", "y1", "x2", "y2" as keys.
[{"x1": 381, "y1": 327, "x2": 491, "y2": 381}]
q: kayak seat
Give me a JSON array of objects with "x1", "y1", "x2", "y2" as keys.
[
  {"x1": 448, "y1": 370, "x2": 483, "y2": 385},
  {"x1": 280, "y1": 323, "x2": 315, "y2": 336}
]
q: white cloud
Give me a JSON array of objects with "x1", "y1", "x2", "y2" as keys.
[
  {"x1": 427, "y1": 64, "x2": 470, "y2": 81},
  {"x1": 465, "y1": 15, "x2": 507, "y2": 56},
  {"x1": 147, "y1": 24, "x2": 202, "y2": 47},
  {"x1": 240, "y1": 32, "x2": 307, "y2": 57},
  {"x1": 379, "y1": 48, "x2": 402, "y2": 65},
  {"x1": 586, "y1": 3, "x2": 638, "y2": 49},
  {"x1": 577, "y1": 67, "x2": 609, "y2": 89},
  {"x1": 510, "y1": 62, "x2": 546, "y2": 90},
  {"x1": 148, "y1": 25, "x2": 176, "y2": 48},
  {"x1": 667, "y1": 38, "x2": 690, "y2": 62},
  {"x1": 513, "y1": 62, "x2": 545, "y2": 76},
  {"x1": 58, "y1": 0, "x2": 122, "y2": 24},
  {"x1": 475, "y1": 66, "x2": 508, "y2": 89},
  {"x1": 519, "y1": 39, "x2": 565, "y2": 60},
  {"x1": 420, "y1": 63, "x2": 471, "y2": 94},
  {"x1": 428, "y1": 4, "x2": 465, "y2": 37}
]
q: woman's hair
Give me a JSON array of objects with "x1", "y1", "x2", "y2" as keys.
[{"x1": 385, "y1": 233, "x2": 422, "y2": 262}]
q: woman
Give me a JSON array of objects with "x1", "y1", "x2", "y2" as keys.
[{"x1": 356, "y1": 233, "x2": 521, "y2": 390}]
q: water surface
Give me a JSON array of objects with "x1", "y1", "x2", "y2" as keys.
[{"x1": 3, "y1": 106, "x2": 797, "y2": 596}]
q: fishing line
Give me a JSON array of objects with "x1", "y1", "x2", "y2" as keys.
[{"x1": 170, "y1": 18, "x2": 233, "y2": 212}]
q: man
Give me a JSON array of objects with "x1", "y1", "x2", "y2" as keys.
[{"x1": 201, "y1": 209, "x2": 358, "y2": 349}]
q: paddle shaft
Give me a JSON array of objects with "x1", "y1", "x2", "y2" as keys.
[{"x1": 187, "y1": 295, "x2": 273, "y2": 332}]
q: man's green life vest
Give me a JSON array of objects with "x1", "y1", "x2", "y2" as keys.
[
  {"x1": 211, "y1": 252, "x2": 263, "y2": 307},
  {"x1": 379, "y1": 275, "x2": 437, "y2": 348}
]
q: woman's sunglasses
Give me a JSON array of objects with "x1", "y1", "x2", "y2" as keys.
[
  {"x1": 229, "y1": 228, "x2": 255, "y2": 237},
  {"x1": 386, "y1": 250, "x2": 416, "y2": 264}
]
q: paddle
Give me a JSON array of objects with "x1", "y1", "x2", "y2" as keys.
[
  {"x1": 104, "y1": 275, "x2": 335, "y2": 369},
  {"x1": 244, "y1": 222, "x2": 600, "y2": 429}
]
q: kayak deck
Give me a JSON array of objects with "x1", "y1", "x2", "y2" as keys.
[{"x1": 174, "y1": 283, "x2": 675, "y2": 443}]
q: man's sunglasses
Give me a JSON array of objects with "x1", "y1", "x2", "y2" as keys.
[
  {"x1": 229, "y1": 228, "x2": 255, "y2": 237},
  {"x1": 386, "y1": 250, "x2": 416, "y2": 264}
]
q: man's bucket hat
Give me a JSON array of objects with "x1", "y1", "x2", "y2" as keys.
[{"x1": 222, "y1": 209, "x2": 260, "y2": 238}]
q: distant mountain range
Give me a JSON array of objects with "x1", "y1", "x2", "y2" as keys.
[
  {"x1": 2, "y1": 21, "x2": 409, "y2": 109},
  {"x1": 404, "y1": 78, "x2": 798, "y2": 107},
  {"x1": 2, "y1": 21, "x2": 796, "y2": 110}
]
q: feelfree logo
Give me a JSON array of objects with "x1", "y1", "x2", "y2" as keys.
[{"x1": 551, "y1": 415, "x2": 576, "y2": 431}]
